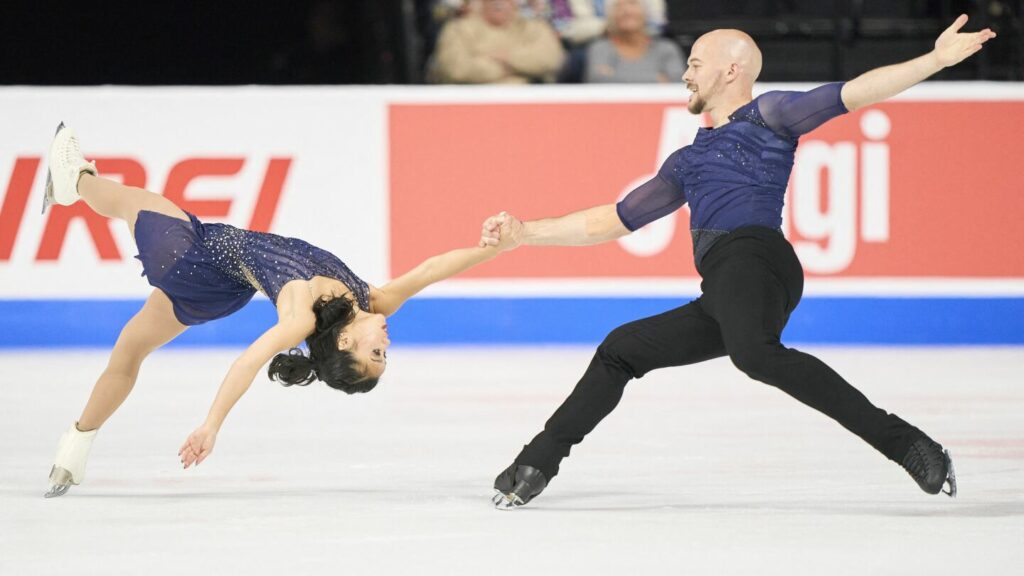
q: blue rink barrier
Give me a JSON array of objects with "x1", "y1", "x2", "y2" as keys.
[{"x1": 1, "y1": 297, "x2": 1022, "y2": 347}]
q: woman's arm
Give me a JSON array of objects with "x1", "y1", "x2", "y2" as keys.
[
  {"x1": 179, "y1": 316, "x2": 312, "y2": 468},
  {"x1": 372, "y1": 243, "x2": 506, "y2": 317},
  {"x1": 380, "y1": 203, "x2": 631, "y2": 316}
]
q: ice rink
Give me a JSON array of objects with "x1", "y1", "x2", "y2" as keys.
[{"x1": 2, "y1": 346, "x2": 1022, "y2": 575}]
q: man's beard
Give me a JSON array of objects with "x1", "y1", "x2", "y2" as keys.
[{"x1": 687, "y1": 93, "x2": 705, "y2": 114}]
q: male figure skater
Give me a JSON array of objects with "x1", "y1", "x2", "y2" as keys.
[{"x1": 483, "y1": 16, "x2": 995, "y2": 508}]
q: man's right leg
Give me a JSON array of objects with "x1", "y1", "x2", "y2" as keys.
[
  {"x1": 495, "y1": 301, "x2": 727, "y2": 507},
  {"x1": 46, "y1": 290, "x2": 188, "y2": 498},
  {"x1": 703, "y1": 243, "x2": 954, "y2": 496}
]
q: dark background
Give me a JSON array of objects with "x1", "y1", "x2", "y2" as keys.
[{"x1": 1, "y1": 0, "x2": 1020, "y2": 85}]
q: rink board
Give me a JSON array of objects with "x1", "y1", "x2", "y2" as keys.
[
  {"x1": 1, "y1": 297, "x2": 1021, "y2": 347},
  {"x1": 1, "y1": 85, "x2": 1021, "y2": 346}
]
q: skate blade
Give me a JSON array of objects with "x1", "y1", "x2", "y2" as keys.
[
  {"x1": 492, "y1": 490, "x2": 525, "y2": 510},
  {"x1": 41, "y1": 122, "x2": 65, "y2": 215},
  {"x1": 44, "y1": 465, "x2": 74, "y2": 498},
  {"x1": 44, "y1": 484, "x2": 71, "y2": 498},
  {"x1": 41, "y1": 172, "x2": 54, "y2": 214},
  {"x1": 942, "y1": 449, "x2": 957, "y2": 498}
]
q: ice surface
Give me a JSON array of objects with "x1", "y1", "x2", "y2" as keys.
[{"x1": 2, "y1": 347, "x2": 1022, "y2": 575}]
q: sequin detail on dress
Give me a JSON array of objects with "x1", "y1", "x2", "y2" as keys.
[{"x1": 133, "y1": 211, "x2": 371, "y2": 325}]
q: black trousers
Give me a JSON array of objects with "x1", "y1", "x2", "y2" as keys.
[{"x1": 515, "y1": 226, "x2": 923, "y2": 481}]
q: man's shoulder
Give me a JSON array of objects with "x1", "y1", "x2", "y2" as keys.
[
  {"x1": 751, "y1": 90, "x2": 787, "y2": 104},
  {"x1": 733, "y1": 97, "x2": 765, "y2": 118},
  {"x1": 729, "y1": 98, "x2": 783, "y2": 135}
]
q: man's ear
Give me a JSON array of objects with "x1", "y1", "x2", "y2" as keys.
[{"x1": 726, "y1": 63, "x2": 739, "y2": 82}]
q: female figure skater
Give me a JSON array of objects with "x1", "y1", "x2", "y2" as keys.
[{"x1": 43, "y1": 124, "x2": 511, "y2": 497}]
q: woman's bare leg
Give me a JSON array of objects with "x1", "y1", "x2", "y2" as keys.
[
  {"x1": 77, "y1": 289, "x2": 188, "y2": 431},
  {"x1": 76, "y1": 173, "x2": 188, "y2": 235}
]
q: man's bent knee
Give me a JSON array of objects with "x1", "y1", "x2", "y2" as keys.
[
  {"x1": 595, "y1": 325, "x2": 643, "y2": 379},
  {"x1": 729, "y1": 346, "x2": 778, "y2": 382}
]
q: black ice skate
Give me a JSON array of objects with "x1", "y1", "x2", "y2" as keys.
[
  {"x1": 901, "y1": 437, "x2": 957, "y2": 497},
  {"x1": 491, "y1": 464, "x2": 547, "y2": 510}
]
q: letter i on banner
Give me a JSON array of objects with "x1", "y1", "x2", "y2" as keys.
[{"x1": 860, "y1": 110, "x2": 890, "y2": 242}]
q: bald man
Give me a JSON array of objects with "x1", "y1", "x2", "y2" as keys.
[{"x1": 485, "y1": 16, "x2": 996, "y2": 508}]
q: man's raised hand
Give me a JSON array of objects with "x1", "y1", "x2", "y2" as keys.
[{"x1": 934, "y1": 15, "x2": 996, "y2": 69}]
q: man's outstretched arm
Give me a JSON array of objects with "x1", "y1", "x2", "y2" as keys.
[
  {"x1": 841, "y1": 14, "x2": 996, "y2": 111},
  {"x1": 480, "y1": 204, "x2": 629, "y2": 249},
  {"x1": 480, "y1": 151, "x2": 687, "y2": 249}
]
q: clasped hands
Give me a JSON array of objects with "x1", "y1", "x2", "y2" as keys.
[{"x1": 479, "y1": 211, "x2": 524, "y2": 252}]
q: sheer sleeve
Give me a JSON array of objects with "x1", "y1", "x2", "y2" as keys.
[
  {"x1": 615, "y1": 150, "x2": 686, "y2": 231},
  {"x1": 757, "y1": 82, "x2": 848, "y2": 139}
]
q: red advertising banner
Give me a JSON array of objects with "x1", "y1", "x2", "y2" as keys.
[{"x1": 389, "y1": 100, "x2": 1023, "y2": 279}]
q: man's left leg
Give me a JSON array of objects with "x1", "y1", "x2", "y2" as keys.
[{"x1": 703, "y1": 248, "x2": 955, "y2": 496}]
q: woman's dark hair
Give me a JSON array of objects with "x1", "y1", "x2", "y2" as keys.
[{"x1": 267, "y1": 293, "x2": 380, "y2": 394}]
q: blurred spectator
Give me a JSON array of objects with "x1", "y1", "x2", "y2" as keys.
[
  {"x1": 430, "y1": 0, "x2": 565, "y2": 83},
  {"x1": 417, "y1": 0, "x2": 473, "y2": 79},
  {"x1": 535, "y1": 0, "x2": 667, "y2": 46},
  {"x1": 584, "y1": 0, "x2": 683, "y2": 83},
  {"x1": 547, "y1": 0, "x2": 608, "y2": 45}
]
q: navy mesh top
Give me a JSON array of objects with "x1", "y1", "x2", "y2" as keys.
[
  {"x1": 134, "y1": 210, "x2": 371, "y2": 326},
  {"x1": 616, "y1": 82, "x2": 848, "y2": 268}
]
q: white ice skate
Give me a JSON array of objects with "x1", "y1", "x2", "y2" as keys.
[
  {"x1": 42, "y1": 122, "x2": 97, "y2": 214},
  {"x1": 44, "y1": 422, "x2": 98, "y2": 498}
]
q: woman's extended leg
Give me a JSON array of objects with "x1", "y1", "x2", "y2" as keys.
[
  {"x1": 77, "y1": 289, "x2": 188, "y2": 430},
  {"x1": 47, "y1": 289, "x2": 187, "y2": 497},
  {"x1": 77, "y1": 173, "x2": 188, "y2": 234},
  {"x1": 46, "y1": 124, "x2": 187, "y2": 232}
]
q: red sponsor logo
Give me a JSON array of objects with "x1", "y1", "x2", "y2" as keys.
[
  {"x1": 0, "y1": 157, "x2": 292, "y2": 261},
  {"x1": 389, "y1": 101, "x2": 1023, "y2": 278}
]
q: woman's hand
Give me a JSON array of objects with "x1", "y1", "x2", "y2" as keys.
[{"x1": 179, "y1": 424, "x2": 218, "y2": 469}]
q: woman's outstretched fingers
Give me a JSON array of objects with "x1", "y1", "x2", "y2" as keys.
[{"x1": 182, "y1": 442, "x2": 195, "y2": 468}]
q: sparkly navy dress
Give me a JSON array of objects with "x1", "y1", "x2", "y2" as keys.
[{"x1": 133, "y1": 211, "x2": 371, "y2": 325}]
